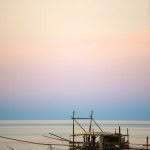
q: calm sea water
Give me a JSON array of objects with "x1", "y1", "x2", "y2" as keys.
[{"x1": 0, "y1": 120, "x2": 150, "y2": 150}]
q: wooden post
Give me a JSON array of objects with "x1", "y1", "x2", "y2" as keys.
[
  {"x1": 147, "y1": 136, "x2": 148, "y2": 150},
  {"x1": 89, "y1": 111, "x2": 93, "y2": 150},
  {"x1": 89, "y1": 111, "x2": 93, "y2": 132},
  {"x1": 127, "y1": 128, "x2": 129, "y2": 142},
  {"x1": 119, "y1": 126, "x2": 121, "y2": 149},
  {"x1": 127, "y1": 128, "x2": 129, "y2": 150},
  {"x1": 73, "y1": 111, "x2": 75, "y2": 150}
]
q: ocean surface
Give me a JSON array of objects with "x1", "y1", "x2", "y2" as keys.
[{"x1": 0, "y1": 120, "x2": 150, "y2": 150}]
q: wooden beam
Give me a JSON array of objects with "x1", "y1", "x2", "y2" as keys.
[
  {"x1": 43, "y1": 135, "x2": 66, "y2": 141},
  {"x1": 72, "y1": 111, "x2": 75, "y2": 150},
  {"x1": 74, "y1": 119, "x2": 87, "y2": 133},
  {"x1": 92, "y1": 119, "x2": 103, "y2": 132},
  {"x1": 49, "y1": 132, "x2": 71, "y2": 142},
  {"x1": 72, "y1": 118, "x2": 91, "y2": 120},
  {"x1": 89, "y1": 111, "x2": 93, "y2": 132},
  {"x1": 0, "y1": 135, "x2": 69, "y2": 146}
]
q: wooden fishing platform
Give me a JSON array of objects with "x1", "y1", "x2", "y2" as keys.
[{"x1": 69, "y1": 111, "x2": 130, "y2": 150}]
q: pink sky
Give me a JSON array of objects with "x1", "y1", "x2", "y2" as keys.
[{"x1": 0, "y1": 0, "x2": 150, "y2": 119}]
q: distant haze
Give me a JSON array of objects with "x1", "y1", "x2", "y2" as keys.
[{"x1": 0, "y1": 0, "x2": 150, "y2": 120}]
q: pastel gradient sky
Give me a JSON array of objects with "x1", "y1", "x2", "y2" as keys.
[{"x1": 0, "y1": 0, "x2": 150, "y2": 120}]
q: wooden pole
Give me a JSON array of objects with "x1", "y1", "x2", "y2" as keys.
[
  {"x1": 119, "y1": 126, "x2": 121, "y2": 135},
  {"x1": 147, "y1": 136, "x2": 149, "y2": 150},
  {"x1": 127, "y1": 128, "x2": 129, "y2": 142},
  {"x1": 89, "y1": 111, "x2": 93, "y2": 132},
  {"x1": 74, "y1": 119, "x2": 86, "y2": 132},
  {"x1": 92, "y1": 119, "x2": 103, "y2": 132},
  {"x1": 119, "y1": 126, "x2": 121, "y2": 149},
  {"x1": 49, "y1": 132, "x2": 71, "y2": 142},
  {"x1": 0, "y1": 135, "x2": 70, "y2": 146},
  {"x1": 127, "y1": 128, "x2": 129, "y2": 150},
  {"x1": 43, "y1": 135, "x2": 66, "y2": 141},
  {"x1": 73, "y1": 111, "x2": 75, "y2": 150}
]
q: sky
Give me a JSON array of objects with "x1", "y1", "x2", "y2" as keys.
[{"x1": 0, "y1": 0, "x2": 150, "y2": 120}]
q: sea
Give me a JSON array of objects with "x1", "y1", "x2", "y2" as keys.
[{"x1": 0, "y1": 120, "x2": 150, "y2": 150}]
